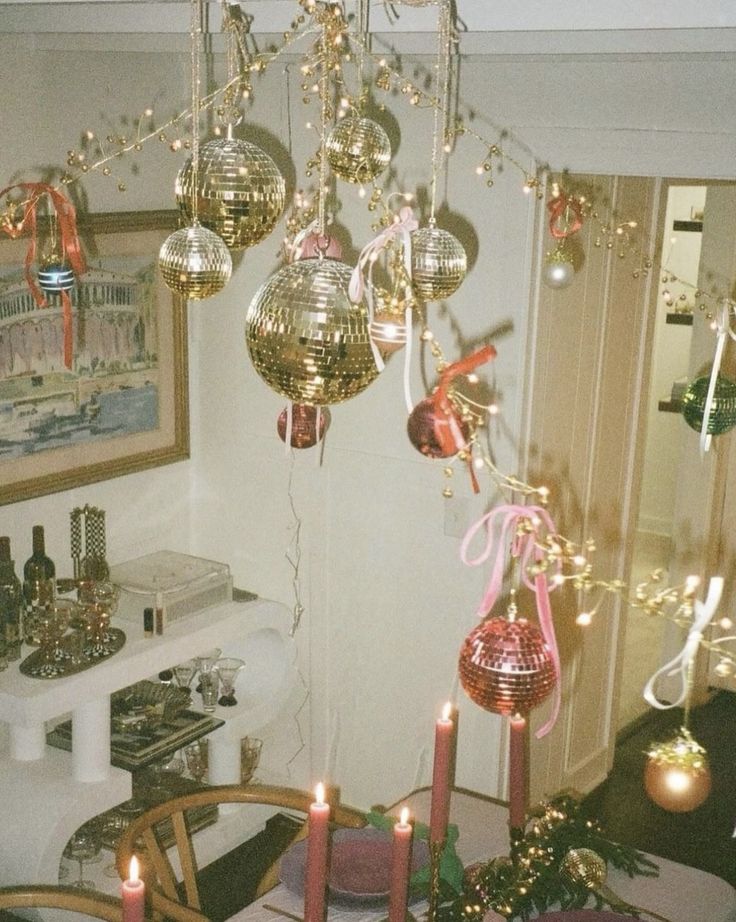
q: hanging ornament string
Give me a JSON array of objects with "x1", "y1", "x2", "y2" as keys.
[
  {"x1": 697, "y1": 300, "x2": 736, "y2": 455},
  {"x1": 189, "y1": 0, "x2": 203, "y2": 224},
  {"x1": 428, "y1": 0, "x2": 452, "y2": 225},
  {"x1": 643, "y1": 576, "x2": 723, "y2": 711},
  {"x1": 547, "y1": 191, "x2": 584, "y2": 240},
  {"x1": 317, "y1": 14, "x2": 330, "y2": 237},
  {"x1": 460, "y1": 503, "x2": 562, "y2": 737},
  {"x1": 0, "y1": 182, "x2": 86, "y2": 369}
]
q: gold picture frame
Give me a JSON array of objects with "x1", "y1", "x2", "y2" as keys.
[{"x1": 0, "y1": 209, "x2": 188, "y2": 505}]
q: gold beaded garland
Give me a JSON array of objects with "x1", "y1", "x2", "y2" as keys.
[
  {"x1": 325, "y1": 116, "x2": 391, "y2": 185},
  {"x1": 176, "y1": 137, "x2": 286, "y2": 251},
  {"x1": 245, "y1": 257, "x2": 380, "y2": 405}
]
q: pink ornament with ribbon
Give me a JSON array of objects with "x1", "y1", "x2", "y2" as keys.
[{"x1": 459, "y1": 503, "x2": 562, "y2": 738}]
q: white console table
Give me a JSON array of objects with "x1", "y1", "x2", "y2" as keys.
[{"x1": 0, "y1": 595, "x2": 299, "y2": 886}]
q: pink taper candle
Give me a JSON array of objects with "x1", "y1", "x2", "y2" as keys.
[
  {"x1": 429, "y1": 702, "x2": 454, "y2": 844},
  {"x1": 508, "y1": 714, "x2": 527, "y2": 830},
  {"x1": 304, "y1": 782, "x2": 330, "y2": 922},
  {"x1": 122, "y1": 856, "x2": 145, "y2": 922},
  {"x1": 388, "y1": 807, "x2": 414, "y2": 922}
]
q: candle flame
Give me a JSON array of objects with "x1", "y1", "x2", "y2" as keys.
[
  {"x1": 441, "y1": 702, "x2": 452, "y2": 721},
  {"x1": 400, "y1": 807, "x2": 410, "y2": 825},
  {"x1": 315, "y1": 782, "x2": 325, "y2": 805},
  {"x1": 129, "y1": 856, "x2": 140, "y2": 882}
]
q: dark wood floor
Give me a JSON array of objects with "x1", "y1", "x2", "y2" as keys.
[{"x1": 583, "y1": 690, "x2": 736, "y2": 887}]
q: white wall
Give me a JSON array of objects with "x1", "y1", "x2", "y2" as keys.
[{"x1": 2, "y1": 28, "x2": 736, "y2": 810}]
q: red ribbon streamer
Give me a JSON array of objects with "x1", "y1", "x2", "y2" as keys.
[
  {"x1": 547, "y1": 193, "x2": 584, "y2": 240},
  {"x1": 432, "y1": 343, "x2": 497, "y2": 491},
  {"x1": 0, "y1": 182, "x2": 86, "y2": 369}
]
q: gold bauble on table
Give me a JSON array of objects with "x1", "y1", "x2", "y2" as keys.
[
  {"x1": 326, "y1": 115, "x2": 391, "y2": 185},
  {"x1": 644, "y1": 729, "x2": 712, "y2": 812},
  {"x1": 176, "y1": 137, "x2": 286, "y2": 251},
  {"x1": 245, "y1": 257, "x2": 380, "y2": 405},
  {"x1": 159, "y1": 222, "x2": 232, "y2": 300},
  {"x1": 411, "y1": 225, "x2": 467, "y2": 301}
]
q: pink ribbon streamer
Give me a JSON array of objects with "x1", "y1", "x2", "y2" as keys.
[{"x1": 460, "y1": 503, "x2": 562, "y2": 738}]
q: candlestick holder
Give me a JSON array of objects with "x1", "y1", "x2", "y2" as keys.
[{"x1": 426, "y1": 839, "x2": 444, "y2": 922}]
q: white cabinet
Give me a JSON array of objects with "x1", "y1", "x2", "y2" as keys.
[{"x1": 0, "y1": 596, "x2": 299, "y2": 885}]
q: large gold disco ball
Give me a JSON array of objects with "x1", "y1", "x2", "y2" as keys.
[
  {"x1": 159, "y1": 223, "x2": 232, "y2": 300},
  {"x1": 326, "y1": 116, "x2": 391, "y2": 185},
  {"x1": 411, "y1": 225, "x2": 467, "y2": 301},
  {"x1": 176, "y1": 138, "x2": 286, "y2": 251},
  {"x1": 245, "y1": 258, "x2": 380, "y2": 405}
]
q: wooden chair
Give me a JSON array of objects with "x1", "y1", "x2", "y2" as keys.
[
  {"x1": 115, "y1": 784, "x2": 367, "y2": 922},
  {"x1": 0, "y1": 885, "x2": 127, "y2": 921}
]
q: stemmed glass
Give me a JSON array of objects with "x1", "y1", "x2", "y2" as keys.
[
  {"x1": 28, "y1": 599, "x2": 76, "y2": 678},
  {"x1": 80, "y1": 581, "x2": 120, "y2": 658},
  {"x1": 64, "y1": 829, "x2": 101, "y2": 890},
  {"x1": 173, "y1": 659, "x2": 198, "y2": 690},
  {"x1": 215, "y1": 657, "x2": 245, "y2": 707},
  {"x1": 194, "y1": 648, "x2": 221, "y2": 693}
]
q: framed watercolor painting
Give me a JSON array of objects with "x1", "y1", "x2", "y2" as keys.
[{"x1": 0, "y1": 209, "x2": 189, "y2": 505}]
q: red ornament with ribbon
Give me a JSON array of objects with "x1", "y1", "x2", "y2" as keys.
[
  {"x1": 546, "y1": 191, "x2": 584, "y2": 241},
  {"x1": 457, "y1": 503, "x2": 561, "y2": 832},
  {"x1": 407, "y1": 344, "x2": 496, "y2": 491},
  {"x1": 0, "y1": 183, "x2": 86, "y2": 370}
]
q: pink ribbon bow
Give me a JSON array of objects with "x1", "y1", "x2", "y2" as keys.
[
  {"x1": 349, "y1": 206, "x2": 418, "y2": 305},
  {"x1": 460, "y1": 503, "x2": 562, "y2": 737}
]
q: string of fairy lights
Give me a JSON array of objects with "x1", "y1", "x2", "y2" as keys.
[{"x1": 4, "y1": 0, "x2": 736, "y2": 723}]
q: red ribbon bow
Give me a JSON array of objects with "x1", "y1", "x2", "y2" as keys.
[
  {"x1": 432, "y1": 343, "x2": 497, "y2": 491},
  {"x1": 547, "y1": 192, "x2": 584, "y2": 240},
  {"x1": 0, "y1": 182, "x2": 86, "y2": 369}
]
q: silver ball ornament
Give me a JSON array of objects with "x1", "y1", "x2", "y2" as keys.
[
  {"x1": 411, "y1": 226, "x2": 467, "y2": 301},
  {"x1": 159, "y1": 223, "x2": 232, "y2": 300},
  {"x1": 542, "y1": 250, "x2": 575, "y2": 289},
  {"x1": 326, "y1": 116, "x2": 391, "y2": 185}
]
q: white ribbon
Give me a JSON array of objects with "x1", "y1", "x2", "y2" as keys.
[
  {"x1": 699, "y1": 301, "x2": 736, "y2": 456},
  {"x1": 289, "y1": 219, "x2": 320, "y2": 262},
  {"x1": 402, "y1": 306, "x2": 414, "y2": 413},
  {"x1": 349, "y1": 207, "x2": 418, "y2": 372},
  {"x1": 643, "y1": 576, "x2": 723, "y2": 709}
]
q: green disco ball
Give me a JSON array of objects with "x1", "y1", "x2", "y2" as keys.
[
  {"x1": 245, "y1": 258, "x2": 380, "y2": 405},
  {"x1": 681, "y1": 375, "x2": 736, "y2": 435}
]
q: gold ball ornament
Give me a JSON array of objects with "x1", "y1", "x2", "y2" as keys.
[
  {"x1": 325, "y1": 116, "x2": 391, "y2": 185},
  {"x1": 644, "y1": 730, "x2": 712, "y2": 812},
  {"x1": 369, "y1": 308, "x2": 408, "y2": 355},
  {"x1": 159, "y1": 223, "x2": 232, "y2": 300},
  {"x1": 559, "y1": 847, "x2": 607, "y2": 890},
  {"x1": 245, "y1": 258, "x2": 380, "y2": 405},
  {"x1": 411, "y1": 225, "x2": 467, "y2": 301},
  {"x1": 176, "y1": 138, "x2": 286, "y2": 251}
]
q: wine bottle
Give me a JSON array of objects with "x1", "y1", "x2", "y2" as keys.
[
  {"x1": 22, "y1": 525, "x2": 56, "y2": 644},
  {"x1": 0, "y1": 537, "x2": 23, "y2": 662}
]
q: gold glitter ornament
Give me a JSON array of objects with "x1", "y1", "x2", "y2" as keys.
[
  {"x1": 559, "y1": 848, "x2": 607, "y2": 890},
  {"x1": 644, "y1": 729, "x2": 712, "y2": 812},
  {"x1": 411, "y1": 225, "x2": 467, "y2": 301},
  {"x1": 325, "y1": 116, "x2": 391, "y2": 185},
  {"x1": 245, "y1": 258, "x2": 380, "y2": 405},
  {"x1": 176, "y1": 137, "x2": 286, "y2": 251},
  {"x1": 159, "y1": 222, "x2": 232, "y2": 300}
]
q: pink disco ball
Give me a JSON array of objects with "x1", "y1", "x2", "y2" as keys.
[
  {"x1": 458, "y1": 616, "x2": 556, "y2": 716},
  {"x1": 277, "y1": 404, "x2": 330, "y2": 449}
]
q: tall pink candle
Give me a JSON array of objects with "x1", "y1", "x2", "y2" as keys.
[
  {"x1": 429, "y1": 703, "x2": 454, "y2": 844},
  {"x1": 122, "y1": 856, "x2": 145, "y2": 922},
  {"x1": 304, "y1": 782, "x2": 330, "y2": 922},
  {"x1": 508, "y1": 714, "x2": 527, "y2": 830},
  {"x1": 388, "y1": 807, "x2": 414, "y2": 922}
]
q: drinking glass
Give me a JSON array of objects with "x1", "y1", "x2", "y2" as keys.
[
  {"x1": 83, "y1": 581, "x2": 120, "y2": 657},
  {"x1": 185, "y1": 741, "x2": 208, "y2": 783},
  {"x1": 64, "y1": 829, "x2": 101, "y2": 890},
  {"x1": 173, "y1": 659, "x2": 198, "y2": 689},
  {"x1": 240, "y1": 737, "x2": 263, "y2": 783},
  {"x1": 194, "y1": 647, "x2": 221, "y2": 693},
  {"x1": 28, "y1": 599, "x2": 76, "y2": 678},
  {"x1": 215, "y1": 657, "x2": 245, "y2": 707},
  {"x1": 199, "y1": 672, "x2": 219, "y2": 712}
]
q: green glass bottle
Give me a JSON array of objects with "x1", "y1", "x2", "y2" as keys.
[
  {"x1": 0, "y1": 536, "x2": 23, "y2": 662},
  {"x1": 22, "y1": 525, "x2": 56, "y2": 644}
]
